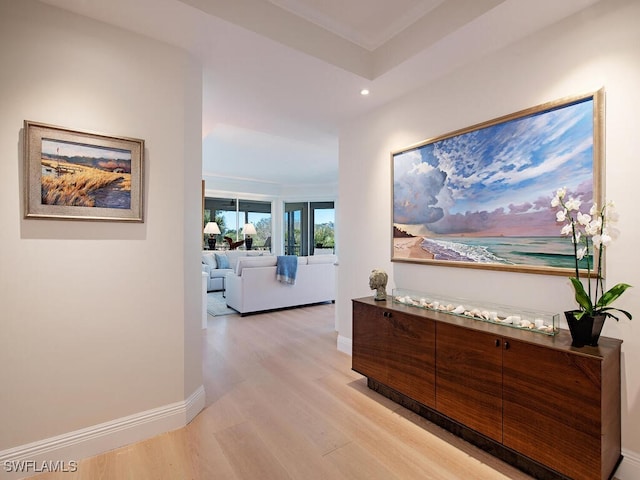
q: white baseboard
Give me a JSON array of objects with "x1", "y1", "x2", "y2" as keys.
[
  {"x1": 185, "y1": 384, "x2": 206, "y2": 424},
  {"x1": 0, "y1": 385, "x2": 205, "y2": 479},
  {"x1": 615, "y1": 448, "x2": 640, "y2": 479},
  {"x1": 337, "y1": 334, "x2": 352, "y2": 356}
]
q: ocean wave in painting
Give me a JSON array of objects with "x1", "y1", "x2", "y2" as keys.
[
  {"x1": 421, "y1": 238, "x2": 512, "y2": 264},
  {"x1": 421, "y1": 236, "x2": 589, "y2": 269}
]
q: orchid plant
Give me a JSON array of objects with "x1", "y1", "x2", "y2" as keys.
[{"x1": 551, "y1": 187, "x2": 632, "y2": 321}]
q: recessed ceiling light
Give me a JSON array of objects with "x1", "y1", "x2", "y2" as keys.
[{"x1": 360, "y1": 89, "x2": 370, "y2": 96}]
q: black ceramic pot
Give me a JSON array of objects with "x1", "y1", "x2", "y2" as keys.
[{"x1": 564, "y1": 311, "x2": 606, "y2": 347}]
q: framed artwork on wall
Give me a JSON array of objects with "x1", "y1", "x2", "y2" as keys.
[
  {"x1": 24, "y1": 121, "x2": 144, "y2": 222},
  {"x1": 391, "y1": 89, "x2": 604, "y2": 276}
]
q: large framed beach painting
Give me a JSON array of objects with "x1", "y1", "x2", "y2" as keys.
[
  {"x1": 24, "y1": 121, "x2": 144, "y2": 222},
  {"x1": 392, "y1": 89, "x2": 604, "y2": 276}
]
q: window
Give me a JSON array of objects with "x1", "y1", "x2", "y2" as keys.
[
  {"x1": 284, "y1": 201, "x2": 334, "y2": 256},
  {"x1": 204, "y1": 197, "x2": 272, "y2": 250},
  {"x1": 312, "y1": 203, "x2": 335, "y2": 253}
]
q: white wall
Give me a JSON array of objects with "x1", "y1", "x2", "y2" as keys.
[
  {"x1": 0, "y1": 0, "x2": 202, "y2": 464},
  {"x1": 338, "y1": 0, "x2": 640, "y2": 474}
]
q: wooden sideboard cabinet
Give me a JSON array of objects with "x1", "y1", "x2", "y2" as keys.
[
  {"x1": 352, "y1": 297, "x2": 623, "y2": 480},
  {"x1": 352, "y1": 300, "x2": 436, "y2": 408}
]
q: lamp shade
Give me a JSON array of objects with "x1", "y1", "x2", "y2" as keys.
[
  {"x1": 243, "y1": 223, "x2": 257, "y2": 235},
  {"x1": 204, "y1": 222, "x2": 220, "y2": 234}
]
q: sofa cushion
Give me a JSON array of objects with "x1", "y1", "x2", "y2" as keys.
[
  {"x1": 224, "y1": 250, "x2": 244, "y2": 269},
  {"x1": 202, "y1": 253, "x2": 216, "y2": 269},
  {"x1": 214, "y1": 253, "x2": 230, "y2": 269},
  {"x1": 210, "y1": 268, "x2": 232, "y2": 279},
  {"x1": 224, "y1": 250, "x2": 272, "y2": 270},
  {"x1": 235, "y1": 256, "x2": 277, "y2": 276},
  {"x1": 308, "y1": 254, "x2": 337, "y2": 264}
]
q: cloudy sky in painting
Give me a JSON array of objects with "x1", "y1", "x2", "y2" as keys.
[
  {"x1": 42, "y1": 139, "x2": 131, "y2": 161},
  {"x1": 393, "y1": 98, "x2": 595, "y2": 236}
]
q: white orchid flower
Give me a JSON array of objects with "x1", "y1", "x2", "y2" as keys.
[
  {"x1": 556, "y1": 210, "x2": 567, "y2": 222},
  {"x1": 565, "y1": 198, "x2": 581, "y2": 211},
  {"x1": 606, "y1": 205, "x2": 619, "y2": 223},
  {"x1": 577, "y1": 212, "x2": 591, "y2": 226},
  {"x1": 551, "y1": 196, "x2": 561, "y2": 208},
  {"x1": 585, "y1": 219, "x2": 601, "y2": 236},
  {"x1": 607, "y1": 226, "x2": 620, "y2": 240},
  {"x1": 589, "y1": 203, "x2": 598, "y2": 216},
  {"x1": 592, "y1": 232, "x2": 612, "y2": 248},
  {"x1": 560, "y1": 224, "x2": 573, "y2": 236},
  {"x1": 576, "y1": 246, "x2": 587, "y2": 260},
  {"x1": 556, "y1": 187, "x2": 566, "y2": 199},
  {"x1": 572, "y1": 231, "x2": 581, "y2": 244},
  {"x1": 592, "y1": 234, "x2": 602, "y2": 248}
]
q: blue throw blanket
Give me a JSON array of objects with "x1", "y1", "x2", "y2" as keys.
[{"x1": 276, "y1": 255, "x2": 298, "y2": 285}]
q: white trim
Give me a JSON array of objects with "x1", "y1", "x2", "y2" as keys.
[
  {"x1": 337, "y1": 334, "x2": 352, "y2": 356},
  {"x1": 185, "y1": 385, "x2": 206, "y2": 424},
  {"x1": 202, "y1": 272, "x2": 209, "y2": 329},
  {"x1": 615, "y1": 449, "x2": 640, "y2": 480},
  {"x1": 202, "y1": 171, "x2": 280, "y2": 186},
  {"x1": 0, "y1": 386, "x2": 205, "y2": 479}
]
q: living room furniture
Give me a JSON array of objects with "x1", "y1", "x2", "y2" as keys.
[
  {"x1": 243, "y1": 223, "x2": 256, "y2": 250},
  {"x1": 352, "y1": 296, "x2": 622, "y2": 480},
  {"x1": 202, "y1": 250, "x2": 272, "y2": 292},
  {"x1": 225, "y1": 255, "x2": 336, "y2": 315},
  {"x1": 203, "y1": 222, "x2": 220, "y2": 250}
]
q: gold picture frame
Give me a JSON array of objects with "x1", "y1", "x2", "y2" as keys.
[
  {"x1": 24, "y1": 121, "x2": 144, "y2": 222},
  {"x1": 391, "y1": 89, "x2": 604, "y2": 276}
]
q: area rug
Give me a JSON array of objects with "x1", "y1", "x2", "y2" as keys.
[{"x1": 207, "y1": 292, "x2": 237, "y2": 316}]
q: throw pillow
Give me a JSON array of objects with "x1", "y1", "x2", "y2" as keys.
[
  {"x1": 202, "y1": 254, "x2": 217, "y2": 269},
  {"x1": 214, "y1": 253, "x2": 230, "y2": 269}
]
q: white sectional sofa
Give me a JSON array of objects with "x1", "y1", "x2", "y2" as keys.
[
  {"x1": 201, "y1": 250, "x2": 273, "y2": 292},
  {"x1": 225, "y1": 254, "x2": 337, "y2": 315}
]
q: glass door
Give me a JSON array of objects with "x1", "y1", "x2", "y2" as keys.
[
  {"x1": 311, "y1": 202, "x2": 334, "y2": 255},
  {"x1": 284, "y1": 201, "x2": 334, "y2": 256},
  {"x1": 284, "y1": 202, "x2": 308, "y2": 256}
]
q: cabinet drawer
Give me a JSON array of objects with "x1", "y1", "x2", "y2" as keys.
[
  {"x1": 435, "y1": 322, "x2": 503, "y2": 442},
  {"x1": 353, "y1": 301, "x2": 435, "y2": 408}
]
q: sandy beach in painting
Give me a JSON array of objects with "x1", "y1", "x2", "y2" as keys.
[
  {"x1": 393, "y1": 237, "x2": 434, "y2": 260},
  {"x1": 394, "y1": 235, "x2": 580, "y2": 268}
]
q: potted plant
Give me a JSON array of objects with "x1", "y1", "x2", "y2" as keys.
[{"x1": 551, "y1": 187, "x2": 632, "y2": 346}]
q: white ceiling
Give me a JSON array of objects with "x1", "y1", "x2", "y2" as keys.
[
  {"x1": 267, "y1": 0, "x2": 446, "y2": 51},
  {"x1": 39, "y1": 0, "x2": 602, "y2": 188}
]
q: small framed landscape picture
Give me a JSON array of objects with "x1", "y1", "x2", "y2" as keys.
[{"x1": 24, "y1": 121, "x2": 144, "y2": 222}]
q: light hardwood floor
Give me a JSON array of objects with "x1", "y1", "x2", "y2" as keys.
[{"x1": 31, "y1": 304, "x2": 533, "y2": 480}]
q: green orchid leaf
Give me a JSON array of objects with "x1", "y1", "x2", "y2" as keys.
[
  {"x1": 572, "y1": 310, "x2": 587, "y2": 321},
  {"x1": 596, "y1": 283, "x2": 632, "y2": 308},
  {"x1": 600, "y1": 306, "x2": 633, "y2": 321},
  {"x1": 618, "y1": 308, "x2": 633, "y2": 320},
  {"x1": 569, "y1": 277, "x2": 593, "y2": 314}
]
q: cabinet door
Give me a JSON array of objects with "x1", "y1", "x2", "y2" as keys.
[
  {"x1": 435, "y1": 323, "x2": 503, "y2": 442},
  {"x1": 503, "y1": 340, "x2": 606, "y2": 480},
  {"x1": 352, "y1": 302, "x2": 436, "y2": 408}
]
